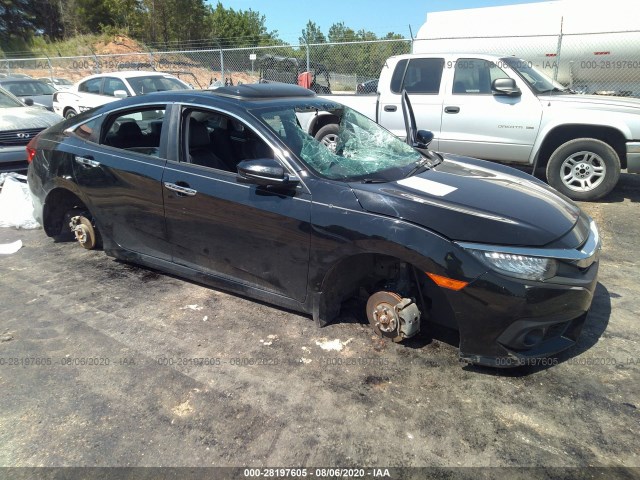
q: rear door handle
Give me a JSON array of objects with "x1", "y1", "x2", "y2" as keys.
[
  {"x1": 383, "y1": 105, "x2": 397, "y2": 112},
  {"x1": 74, "y1": 156, "x2": 100, "y2": 167},
  {"x1": 164, "y1": 182, "x2": 197, "y2": 197},
  {"x1": 444, "y1": 106, "x2": 460, "y2": 114}
]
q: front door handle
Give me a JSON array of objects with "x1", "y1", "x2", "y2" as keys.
[
  {"x1": 444, "y1": 106, "x2": 460, "y2": 114},
  {"x1": 75, "y1": 156, "x2": 100, "y2": 167},
  {"x1": 164, "y1": 182, "x2": 197, "y2": 197},
  {"x1": 384, "y1": 105, "x2": 397, "y2": 112}
]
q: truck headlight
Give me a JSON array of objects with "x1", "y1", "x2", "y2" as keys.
[{"x1": 468, "y1": 249, "x2": 558, "y2": 282}]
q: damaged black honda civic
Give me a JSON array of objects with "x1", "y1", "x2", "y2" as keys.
[{"x1": 27, "y1": 83, "x2": 600, "y2": 367}]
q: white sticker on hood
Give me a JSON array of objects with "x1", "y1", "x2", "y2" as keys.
[{"x1": 396, "y1": 177, "x2": 457, "y2": 197}]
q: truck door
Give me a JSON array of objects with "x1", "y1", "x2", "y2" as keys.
[
  {"x1": 378, "y1": 57, "x2": 445, "y2": 149},
  {"x1": 439, "y1": 58, "x2": 542, "y2": 163}
]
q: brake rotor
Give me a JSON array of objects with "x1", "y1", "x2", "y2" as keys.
[
  {"x1": 366, "y1": 291, "x2": 403, "y2": 342},
  {"x1": 70, "y1": 216, "x2": 98, "y2": 250}
]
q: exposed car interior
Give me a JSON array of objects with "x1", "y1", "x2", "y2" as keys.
[
  {"x1": 184, "y1": 109, "x2": 274, "y2": 173},
  {"x1": 103, "y1": 108, "x2": 165, "y2": 156}
]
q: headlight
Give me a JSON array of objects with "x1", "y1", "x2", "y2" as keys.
[{"x1": 468, "y1": 249, "x2": 557, "y2": 282}]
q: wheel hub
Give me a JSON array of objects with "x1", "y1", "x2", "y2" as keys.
[
  {"x1": 73, "y1": 224, "x2": 89, "y2": 245},
  {"x1": 573, "y1": 162, "x2": 591, "y2": 179}
]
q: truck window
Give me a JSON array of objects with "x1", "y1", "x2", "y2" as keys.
[
  {"x1": 452, "y1": 58, "x2": 510, "y2": 95},
  {"x1": 391, "y1": 58, "x2": 444, "y2": 95}
]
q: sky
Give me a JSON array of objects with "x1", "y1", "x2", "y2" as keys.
[{"x1": 210, "y1": 0, "x2": 549, "y2": 43}]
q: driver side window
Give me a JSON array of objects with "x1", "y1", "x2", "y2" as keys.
[
  {"x1": 181, "y1": 109, "x2": 274, "y2": 173},
  {"x1": 452, "y1": 58, "x2": 510, "y2": 94}
]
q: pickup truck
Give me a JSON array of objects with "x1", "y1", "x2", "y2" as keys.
[{"x1": 303, "y1": 53, "x2": 640, "y2": 201}]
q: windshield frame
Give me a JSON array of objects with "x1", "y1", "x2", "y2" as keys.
[{"x1": 500, "y1": 57, "x2": 571, "y2": 95}]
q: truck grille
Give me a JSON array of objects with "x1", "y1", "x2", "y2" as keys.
[{"x1": 0, "y1": 128, "x2": 44, "y2": 147}]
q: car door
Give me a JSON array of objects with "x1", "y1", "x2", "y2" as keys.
[
  {"x1": 70, "y1": 103, "x2": 173, "y2": 260},
  {"x1": 378, "y1": 57, "x2": 446, "y2": 149},
  {"x1": 75, "y1": 77, "x2": 117, "y2": 112},
  {"x1": 439, "y1": 58, "x2": 543, "y2": 163},
  {"x1": 161, "y1": 106, "x2": 312, "y2": 302}
]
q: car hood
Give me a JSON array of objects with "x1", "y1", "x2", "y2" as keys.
[
  {"x1": 539, "y1": 93, "x2": 640, "y2": 112},
  {"x1": 350, "y1": 155, "x2": 584, "y2": 247},
  {"x1": 0, "y1": 106, "x2": 62, "y2": 129}
]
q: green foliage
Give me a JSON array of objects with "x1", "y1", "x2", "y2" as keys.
[{"x1": 0, "y1": 0, "x2": 408, "y2": 83}]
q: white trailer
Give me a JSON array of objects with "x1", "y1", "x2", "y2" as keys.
[{"x1": 413, "y1": 0, "x2": 640, "y2": 95}]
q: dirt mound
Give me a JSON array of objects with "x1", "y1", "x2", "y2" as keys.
[{"x1": 93, "y1": 35, "x2": 145, "y2": 55}]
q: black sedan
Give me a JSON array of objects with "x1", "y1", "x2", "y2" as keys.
[{"x1": 27, "y1": 84, "x2": 600, "y2": 367}]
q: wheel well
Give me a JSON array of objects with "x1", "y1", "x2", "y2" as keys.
[
  {"x1": 310, "y1": 114, "x2": 340, "y2": 137},
  {"x1": 537, "y1": 125, "x2": 627, "y2": 170},
  {"x1": 316, "y1": 253, "x2": 456, "y2": 329},
  {"x1": 63, "y1": 106, "x2": 75, "y2": 116},
  {"x1": 43, "y1": 188, "x2": 88, "y2": 237}
]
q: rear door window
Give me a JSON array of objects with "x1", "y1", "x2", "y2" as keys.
[
  {"x1": 78, "y1": 78, "x2": 102, "y2": 94},
  {"x1": 392, "y1": 58, "x2": 444, "y2": 94},
  {"x1": 101, "y1": 107, "x2": 167, "y2": 157}
]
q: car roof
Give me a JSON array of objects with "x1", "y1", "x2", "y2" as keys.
[
  {"x1": 0, "y1": 78, "x2": 47, "y2": 83},
  {"x1": 79, "y1": 71, "x2": 180, "y2": 82}
]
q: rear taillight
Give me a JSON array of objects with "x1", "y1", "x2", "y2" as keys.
[{"x1": 26, "y1": 135, "x2": 39, "y2": 164}]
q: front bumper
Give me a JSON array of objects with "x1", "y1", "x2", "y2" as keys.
[
  {"x1": 455, "y1": 268, "x2": 597, "y2": 367},
  {"x1": 0, "y1": 146, "x2": 28, "y2": 173},
  {"x1": 626, "y1": 141, "x2": 640, "y2": 173},
  {"x1": 450, "y1": 220, "x2": 600, "y2": 368}
]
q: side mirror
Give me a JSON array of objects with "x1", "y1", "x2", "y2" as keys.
[
  {"x1": 237, "y1": 159, "x2": 300, "y2": 188},
  {"x1": 24, "y1": 98, "x2": 34, "y2": 106},
  {"x1": 415, "y1": 130, "x2": 434, "y2": 149},
  {"x1": 113, "y1": 90, "x2": 128, "y2": 99},
  {"x1": 492, "y1": 78, "x2": 521, "y2": 97}
]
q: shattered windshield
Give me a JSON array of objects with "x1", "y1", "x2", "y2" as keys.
[
  {"x1": 502, "y1": 57, "x2": 571, "y2": 94},
  {"x1": 251, "y1": 103, "x2": 421, "y2": 181}
]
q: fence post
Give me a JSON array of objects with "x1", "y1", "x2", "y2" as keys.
[
  {"x1": 219, "y1": 48, "x2": 225, "y2": 81},
  {"x1": 147, "y1": 47, "x2": 155, "y2": 71},
  {"x1": 554, "y1": 16, "x2": 564, "y2": 82},
  {"x1": 44, "y1": 53, "x2": 53, "y2": 79}
]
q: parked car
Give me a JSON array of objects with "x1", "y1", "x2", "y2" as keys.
[
  {"x1": 37, "y1": 77, "x2": 74, "y2": 90},
  {"x1": 0, "y1": 78, "x2": 57, "y2": 110},
  {"x1": 2, "y1": 73, "x2": 32, "y2": 79},
  {"x1": 53, "y1": 71, "x2": 191, "y2": 119},
  {"x1": 0, "y1": 87, "x2": 61, "y2": 173},
  {"x1": 314, "y1": 53, "x2": 640, "y2": 201},
  {"x1": 357, "y1": 79, "x2": 378, "y2": 94},
  {"x1": 28, "y1": 84, "x2": 600, "y2": 367}
]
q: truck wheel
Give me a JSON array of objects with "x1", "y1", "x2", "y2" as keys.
[
  {"x1": 315, "y1": 124, "x2": 339, "y2": 153},
  {"x1": 64, "y1": 108, "x2": 77, "y2": 119},
  {"x1": 546, "y1": 138, "x2": 620, "y2": 201}
]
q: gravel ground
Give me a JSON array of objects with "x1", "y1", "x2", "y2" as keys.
[{"x1": 0, "y1": 173, "x2": 638, "y2": 478}]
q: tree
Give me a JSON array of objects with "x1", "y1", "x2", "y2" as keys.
[
  {"x1": 299, "y1": 20, "x2": 325, "y2": 45},
  {"x1": 0, "y1": 0, "x2": 37, "y2": 44}
]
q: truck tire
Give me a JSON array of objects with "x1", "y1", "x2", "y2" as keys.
[
  {"x1": 315, "y1": 124, "x2": 340, "y2": 153},
  {"x1": 546, "y1": 138, "x2": 620, "y2": 201}
]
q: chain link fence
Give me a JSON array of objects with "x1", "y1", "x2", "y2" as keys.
[{"x1": 1, "y1": 31, "x2": 639, "y2": 96}]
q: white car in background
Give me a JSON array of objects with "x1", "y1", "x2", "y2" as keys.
[{"x1": 53, "y1": 71, "x2": 191, "y2": 119}]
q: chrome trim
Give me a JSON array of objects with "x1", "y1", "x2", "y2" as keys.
[
  {"x1": 163, "y1": 182, "x2": 197, "y2": 196},
  {"x1": 74, "y1": 156, "x2": 100, "y2": 167},
  {"x1": 457, "y1": 219, "x2": 601, "y2": 266}
]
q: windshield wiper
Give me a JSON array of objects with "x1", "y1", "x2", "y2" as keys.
[
  {"x1": 404, "y1": 152, "x2": 442, "y2": 178},
  {"x1": 362, "y1": 178, "x2": 387, "y2": 183}
]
